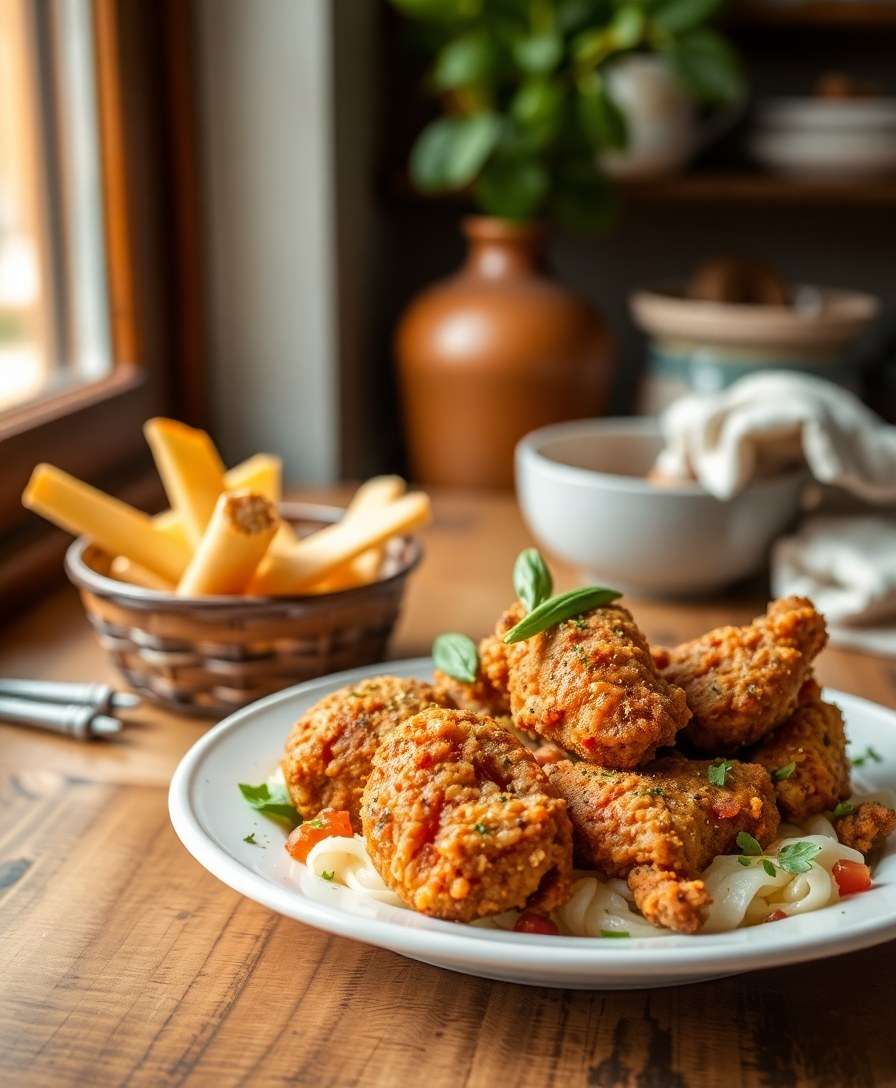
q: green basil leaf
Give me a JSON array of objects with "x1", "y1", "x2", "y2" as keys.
[
  {"x1": 736, "y1": 831, "x2": 762, "y2": 856},
  {"x1": 777, "y1": 841, "x2": 823, "y2": 876},
  {"x1": 503, "y1": 585, "x2": 621, "y2": 643},
  {"x1": 736, "y1": 856, "x2": 752, "y2": 867},
  {"x1": 708, "y1": 759, "x2": 734, "y2": 787},
  {"x1": 773, "y1": 761, "x2": 797, "y2": 781},
  {"x1": 410, "y1": 113, "x2": 501, "y2": 192},
  {"x1": 433, "y1": 631, "x2": 479, "y2": 683},
  {"x1": 831, "y1": 801, "x2": 856, "y2": 819},
  {"x1": 513, "y1": 548, "x2": 554, "y2": 612},
  {"x1": 761, "y1": 859, "x2": 777, "y2": 878},
  {"x1": 238, "y1": 782, "x2": 302, "y2": 829}
]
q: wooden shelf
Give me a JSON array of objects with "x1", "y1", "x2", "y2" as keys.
[
  {"x1": 731, "y1": 0, "x2": 896, "y2": 28},
  {"x1": 622, "y1": 172, "x2": 896, "y2": 205}
]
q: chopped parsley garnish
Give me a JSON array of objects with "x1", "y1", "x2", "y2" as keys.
[
  {"x1": 777, "y1": 841, "x2": 822, "y2": 875},
  {"x1": 708, "y1": 760, "x2": 734, "y2": 787},
  {"x1": 243, "y1": 832, "x2": 258, "y2": 845},
  {"x1": 773, "y1": 761, "x2": 796, "y2": 781},
  {"x1": 851, "y1": 746, "x2": 883, "y2": 767},
  {"x1": 832, "y1": 801, "x2": 856, "y2": 819},
  {"x1": 761, "y1": 859, "x2": 777, "y2": 878},
  {"x1": 639, "y1": 787, "x2": 665, "y2": 798},
  {"x1": 238, "y1": 782, "x2": 302, "y2": 829},
  {"x1": 736, "y1": 831, "x2": 762, "y2": 856},
  {"x1": 321, "y1": 870, "x2": 335, "y2": 881},
  {"x1": 600, "y1": 929, "x2": 630, "y2": 938},
  {"x1": 307, "y1": 818, "x2": 325, "y2": 830},
  {"x1": 473, "y1": 823, "x2": 491, "y2": 835}
]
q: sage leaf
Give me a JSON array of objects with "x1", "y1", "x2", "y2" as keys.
[
  {"x1": 433, "y1": 632, "x2": 479, "y2": 684},
  {"x1": 502, "y1": 585, "x2": 621, "y2": 643},
  {"x1": 513, "y1": 548, "x2": 554, "y2": 613}
]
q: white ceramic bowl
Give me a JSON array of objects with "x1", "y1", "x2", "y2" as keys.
[{"x1": 515, "y1": 418, "x2": 806, "y2": 597}]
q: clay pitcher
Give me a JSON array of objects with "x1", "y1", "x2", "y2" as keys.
[{"x1": 396, "y1": 217, "x2": 614, "y2": 488}]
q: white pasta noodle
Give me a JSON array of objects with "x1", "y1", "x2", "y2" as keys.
[
  {"x1": 305, "y1": 834, "x2": 404, "y2": 907},
  {"x1": 297, "y1": 799, "x2": 885, "y2": 938}
]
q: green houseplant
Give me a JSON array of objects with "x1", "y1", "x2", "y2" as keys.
[{"x1": 392, "y1": 0, "x2": 745, "y2": 227}]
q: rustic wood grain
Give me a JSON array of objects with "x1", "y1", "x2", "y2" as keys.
[{"x1": 1, "y1": 490, "x2": 894, "y2": 1088}]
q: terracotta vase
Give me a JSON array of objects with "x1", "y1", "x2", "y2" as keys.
[{"x1": 395, "y1": 217, "x2": 614, "y2": 489}]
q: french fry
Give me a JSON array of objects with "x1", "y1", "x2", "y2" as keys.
[
  {"x1": 151, "y1": 452, "x2": 284, "y2": 548},
  {"x1": 144, "y1": 418, "x2": 227, "y2": 547},
  {"x1": 248, "y1": 491, "x2": 431, "y2": 596},
  {"x1": 306, "y1": 475, "x2": 406, "y2": 592},
  {"x1": 177, "y1": 491, "x2": 279, "y2": 596},
  {"x1": 23, "y1": 464, "x2": 191, "y2": 583},
  {"x1": 110, "y1": 556, "x2": 175, "y2": 592}
]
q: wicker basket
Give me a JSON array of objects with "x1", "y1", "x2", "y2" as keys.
[{"x1": 65, "y1": 502, "x2": 422, "y2": 717}]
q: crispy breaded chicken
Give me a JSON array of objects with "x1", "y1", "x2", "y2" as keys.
[
  {"x1": 834, "y1": 802, "x2": 896, "y2": 857},
  {"x1": 750, "y1": 678, "x2": 850, "y2": 822},
  {"x1": 281, "y1": 676, "x2": 452, "y2": 827},
  {"x1": 361, "y1": 707, "x2": 572, "y2": 922},
  {"x1": 503, "y1": 601, "x2": 691, "y2": 768},
  {"x1": 654, "y1": 597, "x2": 827, "y2": 753},
  {"x1": 434, "y1": 632, "x2": 511, "y2": 718},
  {"x1": 545, "y1": 755, "x2": 779, "y2": 933}
]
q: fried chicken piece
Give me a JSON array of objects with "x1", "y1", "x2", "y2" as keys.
[
  {"x1": 503, "y1": 601, "x2": 691, "y2": 768},
  {"x1": 750, "y1": 678, "x2": 850, "y2": 822},
  {"x1": 834, "y1": 802, "x2": 896, "y2": 857},
  {"x1": 434, "y1": 632, "x2": 511, "y2": 718},
  {"x1": 281, "y1": 675, "x2": 452, "y2": 827},
  {"x1": 656, "y1": 597, "x2": 827, "y2": 753},
  {"x1": 361, "y1": 706, "x2": 572, "y2": 922},
  {"x1": 545, "y1": 754, "x2": 779, "y2": 933}
]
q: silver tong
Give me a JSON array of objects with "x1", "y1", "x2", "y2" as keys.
[{"x1": 0, "y1": 679, "x2": 142, "y2": 740}]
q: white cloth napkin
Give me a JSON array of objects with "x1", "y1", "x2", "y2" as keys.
[
  {"x1": 772, "y1": 516, "x2": 896, "y2": 656},
  {"x1": 653, "y1": 371, "x2": 896, "y2": 501}
]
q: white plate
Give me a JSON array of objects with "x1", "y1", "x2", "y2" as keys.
[{"x1": 169, "y1": 659, "x2": 896, "y2": 989}]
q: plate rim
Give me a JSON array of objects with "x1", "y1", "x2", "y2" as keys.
[{"x1": 168, "y1": 659, "x2": 896, "y2": 982}]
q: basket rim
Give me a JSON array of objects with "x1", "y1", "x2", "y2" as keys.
[{"x1": 64, "y1": 500, "x2": 423, "y2": 611}]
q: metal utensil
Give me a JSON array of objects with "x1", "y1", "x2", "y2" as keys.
[
  {"x1": 0, "y1": 679, "x2": 141, "y2": 713},
  {"x1": 0, "y1": 695, "x2": 122, "y2": 739}
]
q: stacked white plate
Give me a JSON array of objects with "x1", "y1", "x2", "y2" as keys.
[{"x1": 749, "y1": 97, "x2": 896, "y2": 179}]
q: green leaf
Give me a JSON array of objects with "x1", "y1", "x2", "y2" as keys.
[
  {"x1": 736, "y1": 856, "x2": 752, "y2": 867},
  {"x1": 513, "y1": 30, "x2": 563, "y2": 74},
  {"x1": 665, "y1": 28, "x2": 745, "y2": 104},
  {"x1": 391, "y1": 0, "x2": 483, "y2": 18},
  {"x1": 832, "y1": 801, "x2": 856, "y2": 819},
  {"x1": 473, "y1": 156, "x2": 550, "y2": 219},
  {"x1": 432, "y1": 30, "x2": 496, "y2": 89},
  {"x1": 736, "y1": 831, "x2": 762, "y2": 856},
  {"x1": 238, "y1": 782, "x2": 302, "y2": 829},
  {"x1": 761, "y1": 859, "x2": 777, "y2": 878},
  {"x1": 773, "y1": 761, "x2": 797, "y2": 781},
  {"x1": 777, "y1": 841, "x2": 823, "y2": 876},
  {"x1": 243, "y1": 832, "x2": 258, "y2": 845},
  {"x1": 549, "y1": 160, "x2": 618, "y2": 232},
  {"x1": 503, "y1": 585, "x2": 622, "y2": 643},
  {"x1": 513, "y1": 548, "x2": 554, "y2": 612},
  {"x1": 608, "y1": 5, "x2": 645, "y2": 48},
  {"x1": 600, "y1": 929, "x2": 630, "y2": 938},
  {"x1": 652, "y1": 0, "x2": 725, "y2": 34},
  {"x1": 321, "y1": 869, "x2": 335, "y2": 881},
  {"x1": 432, "y1": 631, "x2": 479, "y2": 683},
  {"x1": 572, "y1": 27, "x2": 614, "y2": 70},
  {"x1": 410, "y1": 113, "x2": 501, "y2": 191},
  {"x1": 510, "y1": 78, "x2": 564, "y2": 148},
  {"x1": 578, "y1": 74, "x2": 628, "y2": 150},
  {"x1": 708, "y1": 759, "x2": 734, "y2": 787}
]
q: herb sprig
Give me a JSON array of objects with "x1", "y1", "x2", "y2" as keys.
[
  {"x1": 238, "y1": 782, "x2": 302, "y2": 829},
  {"x1": 432, "y1": 632, "x2": 479, "y2": 683},
  {"x1": 708, "y1": 760, "x2": 734, "y2": 787},
  {"x1": 503, "y1": 585, "x2": 621, "y2": 644},
  {"x1": 831, "y1": 801, "x2": 855, "y2": 819},
  {"x1": 773, "y1": 761, "x2": 796, "y2": 781},
  {"x1": 513, "y1": 548, "x2": 553, "y2": 613}
]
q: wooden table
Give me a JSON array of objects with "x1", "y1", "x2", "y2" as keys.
[{"x1": 2, "y1": 490, "x2": 894, "y2": 1088}]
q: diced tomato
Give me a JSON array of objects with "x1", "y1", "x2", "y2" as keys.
[
  {"x1": 513, "y1": 911, "x2": 559, "y2": 935},
  {"x1": 710, "y1": 797, "x2": 742, "y2": 820},
  {"x1": 285, "y1": 808, "x2": 353, "y2": 862},
  {"x1": 765, "y1": 910, "x2": 788, "y2": 923},
  {"x1": 833, "y1": 859, "x2": 872, "y2": 896}
]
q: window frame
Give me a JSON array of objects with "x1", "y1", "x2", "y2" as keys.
[{"x1": 0, "y1": 0, "x2": 202, "y2": 535}]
